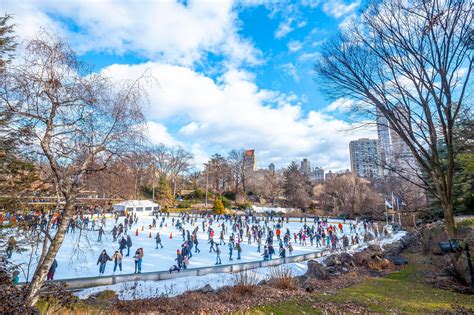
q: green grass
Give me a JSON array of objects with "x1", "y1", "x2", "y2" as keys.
[
  {"x1": 457, "y1": 218, "x2": 474, "y2": 228},
  {"x1": 251, "y1": 255, "x2": 474, "y2": 314}
]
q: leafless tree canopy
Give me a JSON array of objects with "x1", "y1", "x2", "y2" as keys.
[
  {"x1": 0, "y1": 33, "x2": 147, "y2": 306},
  {"x1": 315, "y1": 0, "x2": 473, "y2": 237}
]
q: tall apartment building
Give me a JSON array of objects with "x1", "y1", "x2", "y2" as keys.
[
  {"x1": 312, "y1": 167, "x2": 325, "y2": 182},
  {"x1": 376, "y1": 104, "x2": 417, "y2": 176},
  {"x1": 376, "y1": 109, "x2": 391, "y2": 169},
  {"x1": 243, "y1": 149, "x2": 257, "y2": 173},
  {"x1": 300, "y1": 158, "x2": 311, "y2": 176},
  {"x1": 349, "y1": 138, "x2": 383, "y2": 178}
]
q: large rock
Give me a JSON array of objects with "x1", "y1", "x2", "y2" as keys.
[
  {"x1": 367, "y1": 244, "x2": 383, "y2": 256},
  {"x1": 354, "y1": 251, "x2": 372, "y2": 267},
  {"x1": 324, "y1": 254, "x2": 341, "y2": 267},
  {"x1": 200, "y1": 284, "x2": 214, "y2": 293},
  {"x1": 383, "y1": 243, "x2": 402, "y2": 257},
  {"x1": 304, "y1": 260, "x2": 329, "y2": 280},
  {"x1": 399, "y1": 232, "x2": 421, "y2": 252},
  {"x1": 385, "y1": 255, "x2": 408, "y2": 265},
  {"x1": 339, "y1": 252, "x2": 355, "y2": 267}
]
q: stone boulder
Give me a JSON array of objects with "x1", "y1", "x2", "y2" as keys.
[
  {"x1": 304, "y1": 260, "x2": 329, "y2": 280},
  {"x1": 385, "y1": 255, "x2": 408, "y2": 265},
  {"x1": 383, "y1": 243, "x2": 402, "y2": 257},
  {"x1": 200, "y1": 284, "x2": 214, "y2": 293},
  {"x1": 324, "y1": 254, "x2": 341, "y2": 267},
  {"x1": 339, "y1": 252, "x2": 355, "y2": 267}
]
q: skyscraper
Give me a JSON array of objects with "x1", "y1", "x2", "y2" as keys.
[
  {"x1": 243, "y1": 149, "x2": 256, "y2": 173},
  {"x1": 376, "y1": 104, "x2": 417, "y2": 176},
  {"x1": 300, "y1": 158, "x2": 311, "y2": 176},
  {"x1": 376, "y1": 108, "x2": 391, "y2": 169},
  {"x1": 349, "y1": 138, "x2": 383, "y2": 178}
]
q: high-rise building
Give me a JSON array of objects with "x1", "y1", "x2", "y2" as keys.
[
  {"x1": 376, "y1": 108, "x2": 391, "y2": 169},
  {"x1": 268, "y1": 163, "x2": 275, "y2": 173},
  {"x1": 376, "y1": 104, "x2": 417, "y2": 176},
  {"x1": 300, "y1": 158, "x2": 311, "y2": 176},
  {"x1": 243, "y1": 149, "x2": 256, "y2": 173},
  {"x1": 349, "y1": 138, "x2": 383, "y2": 178},
  {"x1": 312, "y1": 167, "x2": 325, "y2": 182}
]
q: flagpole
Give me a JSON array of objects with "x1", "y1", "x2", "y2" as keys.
[
  {"x1": 385, "y1": 199, "x2": 389, "y2": 225},
  {"x1": 391, "y1": 192, "x2": 395, "y2": 224},
  {"x1": 397, "y1": 194, "x2": 402, "y2": 227}
]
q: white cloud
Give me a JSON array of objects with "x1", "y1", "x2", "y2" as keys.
[
  {"x1": 280, "y1": 63, "x2": 300, "y2": 82},
  {"x1": 275, "y1": 18, "x2": 295, "y2": 39},
  {"x1": 323, "y1": 0, "x2": 360, "y2": 18},
  {"x1": 147, "y1": 121, "x2": 181, "y2": 147},
  {"x1": 288, "y1": 40, "x2": 303, "y2": 52},
  {"x1": 324, "y1": 98, "x2": 354, "y2": 113},
  {"x1": 3, "y1": 0, "x2": 261, "y2": 67},
  {"x1": 102, "y1": 62, "x2": 376, "y2": 171}
]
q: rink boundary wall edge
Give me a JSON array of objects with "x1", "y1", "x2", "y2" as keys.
[{"x1": 40, "y1": 246, "x2": 364, "y2": 290}]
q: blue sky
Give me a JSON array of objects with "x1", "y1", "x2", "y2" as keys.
[{"x1": 5, "y1": 0, "x2": 375, "y2": 170}]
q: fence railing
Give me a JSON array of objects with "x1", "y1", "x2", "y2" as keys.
[{"x1": 43, "y1": 243, "x2": 367, "y2": 290}]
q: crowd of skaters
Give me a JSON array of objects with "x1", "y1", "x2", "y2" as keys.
[{"x1": 2, "y1": 208, "x2": 388, "y2": 278}]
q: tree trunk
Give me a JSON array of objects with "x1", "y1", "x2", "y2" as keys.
[
  {"x1": 443, "y1": 201, "x2": 457, "y2": 239},
  {"x1": 24, "y1": 201, "x2": 74, "y2": 308}
]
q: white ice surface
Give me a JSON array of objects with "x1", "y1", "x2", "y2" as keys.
[
  {"x1": 11, "y1": 216, "x2": 357, "y2": 281},
  {"x1": 73, "y1": 229, "x2": 406, "y2": 300}
]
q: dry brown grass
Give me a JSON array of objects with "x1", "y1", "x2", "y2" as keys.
[
  {"x1": 268, "y1": 265, "x2": 298, "y2": 290},
  {"x1": 232, "y1": 270, "x2": 259, "y2": 295},
  {"x1": 368, "y1": 259, "x2": 393, "y2": 271}
]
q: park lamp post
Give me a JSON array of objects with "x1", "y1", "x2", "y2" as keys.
[
  {"x1": 438, "y1": 239, "x2": 474, "y2": 293},
  {"x1": 203, "y1": 163, "x2": 209, "y2": 210}
]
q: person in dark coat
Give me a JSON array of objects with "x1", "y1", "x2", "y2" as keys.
[
  {"x1": 175, "y1": 249, "x2": 184, "y2": 269},
  {"x1": 97, "y1": 250, "x2": 111, "y2": 275},
  {"x1": 155, "y1": 232, "x2": 163, "y2": 249},
  {"x1": 47, "y1": 259, "x2": 58, "y2": 280},
  {"x1": 126, "y1": 235, "x2": 132, "y2": 257},
  {"x1": 97, "y1": 226, "x2": 104, "y2": 242},
  {"x1": 119, "y1": 236, "x2": 127, "y2": 255},
  {"x1": 279, "y1": 245, "x2": 286, "y2": 258}
]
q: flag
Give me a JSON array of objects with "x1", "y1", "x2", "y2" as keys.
[
  {"x1": 384, "y1": 199, "x2": 392, "y2": 208},
  {"x1": 391, "y1": 192, "x2": 397, "y2": 210}
]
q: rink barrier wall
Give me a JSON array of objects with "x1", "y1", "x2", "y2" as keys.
[{"x1": 43, "y1": 246, "x2": 341, "y2": 290}]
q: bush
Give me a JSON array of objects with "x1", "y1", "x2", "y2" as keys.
[
  {"x1": 95, "y1": 290, "x2": 117, "y2": 300},
  {"x1": 236, "y1": 202, "x2": 252, "y2": 210},
  {"x1": 457, "y1": 218, "x2": 474, "y2": 228},
  {"x1": 232, "y1": 271, "x2": 259, "y2": 294},
  {"x1": 220, "y1": 196, "x2": 232, "y2": 209},
  {"x1": 186, "y1": 189, "x2": 214, "y2": 201},
  {"x1": 268, "y1": 265, "x2": 297, "y2": 290},
  {"x1": 213, "y1": 199, "x2": 225, "y2": 214},
  {"x1": 177, "y1": 201, "x2": 191, "y2": 209},
  {"x1": 223, "y1": 191, "x2": 236, "y2": 201}
]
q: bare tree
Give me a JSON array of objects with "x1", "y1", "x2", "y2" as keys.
[
  {"x1": 319, "y1": 174, "x2": 380, "y2": 217},
  {"x1": 0, "y1": 33, "x2": 146, "y2": 306},
  {"x1": 205, "y1": 154, "x2": 231, "y2": 197},
  {"x1": 315, "y1": 0, "x2": 472, "y2": 237},
  {"x1": 227, "y1": 149, "x2": 245, "y2": 196},
  {"x1": 149, "y1": 144, "x2": 194, "y2": 196},
  {"x1": 283, "y1": 162, "x2": 311, "y2": 209}
]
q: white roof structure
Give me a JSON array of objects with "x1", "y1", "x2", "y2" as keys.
[
  {"x1": 252, "y1": 205, "x2": 292, "y2": 214},
  {"x1": 113, "y1": 200, "x2": 160, "y2": 214}
]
